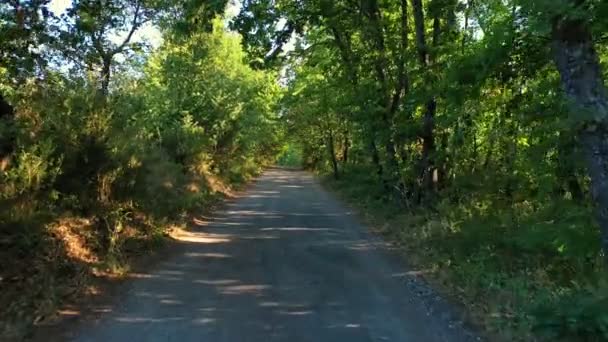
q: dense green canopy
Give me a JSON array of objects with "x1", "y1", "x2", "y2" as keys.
[
  {"x1": 1, "y1": 0, "x2": 608, "y2": 340},
  {"x1": 234, "y1": 0, "x2": 608, "y2": 339}
]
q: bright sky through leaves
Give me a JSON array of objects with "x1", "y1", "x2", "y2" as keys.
[{"x1": 48, "y1": 0, "x2": 163, "y2": 49}]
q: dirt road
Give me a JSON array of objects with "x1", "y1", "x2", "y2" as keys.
[{"x1": 69, "y1": 169, "x2": 477, "y2": 341}]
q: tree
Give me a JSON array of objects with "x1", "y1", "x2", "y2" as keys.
[
  {"x1": 61, "y1": 0, "x2": 155, "y2": 96},
  {"x1": 545, "y1": 0, "x2": 608, "y2": 256},
  {"x1": 0, "y1": 0, "x2": 53, "y2": 77},
  {"x1": 0, "y1": 0, "x2": 53, "y2": 170}
]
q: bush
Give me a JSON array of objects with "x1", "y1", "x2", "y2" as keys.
[
  {"x1": 0, "y1": 19, "x2": 281, "y2": 339},
  {"x1": 533, "y1": 284, "x2": 608, "y2": 341},
  {"x1": 324, "y1": 167, "x2": 606, "y2": 341},
  {"x1": 2, "y1": 140, "x2": 62, "y2": 198}
]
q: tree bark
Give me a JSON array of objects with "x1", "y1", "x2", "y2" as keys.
[
  {"x1": 370, "y1": 139, "x2": 383, "y2": 179},
  {"x1": 462, "y1": 0, "x2": 474, "y2": 53},
  {"x1": 330, "y1": 26, "x2": 358, "y2": 85},
  {"x1": 329, "y1": 23, "x2": 385, "y2": 180},
  {"x1": 391, "y1": 0, "x2": 410, "y2": 115},
  {"x1": 412, "y1": 0, "x2": 440, "y2": 197},
  {"x1": 411, "y1": 0, "x2": 428, "y2": 65},
  {"x1": 391, "y1": 0, "x2": 411, "y2": 167},
  {"x1": 100, "y1": 56, "x2": 112, "y2": 97},
  {"x1": 0, "y1": 92, "x2": 15, "y2": 171},
  {"x1": 362, "y1": 0, "x2": 400, "y2": 181},
  {"x1": 328, "y1": 129, "x2": 339, "y2": 180},
  {"x1": 342, "y1": 129, "x2": 350, "y2": 164},
  {"x1": 556, "y1": 134, "x2": 583, "y2": 201},
  {"x1": 551, "y1": 14, "x2": 608, "y2": 257},
  {"x1": 421, "y1": 99, "x2": 437, "y2": 192}
]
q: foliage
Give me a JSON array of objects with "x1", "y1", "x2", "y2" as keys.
[
  {"x1": 0, "y1": 1, "x2": 53, "y2": 78},
  {"x1": 533, "y1": 284, "x2": 608, "y2": 341},
  {"x1": 326, "y1": 166, "x2": 605, "y2": 341},
  {"x1": 0, "y1": 4, "x2": 280, "y2": 339},
  {"x1": 276, "y1": 143, "x2": 304, "y2": 167},
  {"x1": 2, "y1": 0, "x2": 608, "y2": 340},
  {"x1": 231, "y1": 0, "x2": 608, "y2": 340}
]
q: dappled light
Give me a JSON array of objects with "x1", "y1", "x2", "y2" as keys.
[
  {"x1": 185, "y1": 252, "x2": 232, "y2": 259},
  {"x1": 193, "y1": 279, "x2": 240, "y2": 286},
  {"x1": 57, "y1": 310, "x2": 81, "y2": 317},
  {"x1": 114, "y1": 317, "x2": 186, "y2": 323},
  {"x1": 260, "y1": 227, "x2": 336, "y2": 232},
  {"x1": 171, "y1": 231, "x2": 233, "y2": 244},
  {"x1": 41, "y1": 169, "x2": 473, "y2": 342},
  {"x1": 1, "y1": 3, "x2": 283, "y2": 338},
  {"x1": 3, "y1": 0, "x2": 607, "y2": 340}
]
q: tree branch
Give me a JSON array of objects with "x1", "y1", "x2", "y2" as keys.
[
  {"x1": 92, "y1": 27, "x2": 107, "y2": 57},
  {"x1": 112, "y1": 0, "x2": 143, "y2": 55},
  {"x1": 389, "y1": 0, "x2": 409, "y2": 115}
]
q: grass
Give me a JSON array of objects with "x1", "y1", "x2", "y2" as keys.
[{"x1": 322, "y1": 165, "x2": 608, "y2": 342}]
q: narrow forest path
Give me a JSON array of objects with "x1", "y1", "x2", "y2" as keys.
[{"x1": 64, "y1": 169, "x2": 477, "y2": 342}]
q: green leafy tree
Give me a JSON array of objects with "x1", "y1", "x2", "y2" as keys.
[{"x1": 60, "y1": 0, "x2": 156, "y2": 95}]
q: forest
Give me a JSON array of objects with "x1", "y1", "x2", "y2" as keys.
[{"x1": 1, "y1": 0, "x2": 608, "y2": 340}]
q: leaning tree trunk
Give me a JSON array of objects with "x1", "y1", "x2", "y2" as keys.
[{"x1": 551, "y1": 16, "x2": 608, "y2": 257}]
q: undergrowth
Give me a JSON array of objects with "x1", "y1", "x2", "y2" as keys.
[
  {"x1": 0, "y1": 162, "x2": 244, "y2": 340},
  {"x1": 0, "y1": 20, "x2": 278, "y2": 340},
  {"x1": 323, "y1": 165, "x2": 607, "y2": 342}
]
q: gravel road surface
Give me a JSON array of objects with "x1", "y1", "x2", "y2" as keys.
[{"x1": 70, "y1": 168, "x2": 478, "y2": 342}]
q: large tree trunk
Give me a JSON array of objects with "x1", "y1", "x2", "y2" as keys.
[
  {"x1": 411, "y1": 0, "x2": 428, "y2": 64},
  {"x1": 0, "y1": 92, "x2": 15, "y2": 171},
  {"x1": 411, "y1": 0, "x2": 440, "y2": 198},
  {"x1": 100, "y1": 57, "x2": 112, "y2": 97},
  {"x1": 556, "y1": 134, "x2": 583, "y2": 201},
  {"x1": 551, "y1": 15, "x2": 608, "y2": 257}
]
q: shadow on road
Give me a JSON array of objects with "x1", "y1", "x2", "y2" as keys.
[{"x1": 38, "y1": 169, "x2": 475, "y2": 342}]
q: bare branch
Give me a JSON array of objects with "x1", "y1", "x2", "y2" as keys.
[{"x1": 112, "y1": 0, "x2": 144, "y2": 55}]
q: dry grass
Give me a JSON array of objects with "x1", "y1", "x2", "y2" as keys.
[
  {"x1": 0, "y1": 169, "x2": 238, "y2": 340},
  {"x1": 50, "y1": 218, "x2": 100, "y2": 265}
]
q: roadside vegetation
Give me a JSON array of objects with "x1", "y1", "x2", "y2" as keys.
[
  {"x1": 1, "y1": 1, "x2": 280, "y2": 339},
  {"x1": 2, "y1": 0, "x2": 608, "y2": 341},
  {"x1": 261, "y1": 0, "x2": 608, "y2": 340}
]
